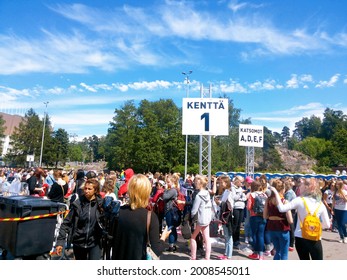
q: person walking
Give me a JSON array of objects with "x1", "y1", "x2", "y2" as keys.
[
  {"x1": 55, "y1": 178, "x2": 105, "y2": 260},
  {"x1": 270, "y1": 178, "x2": 330, "y2": 260}
]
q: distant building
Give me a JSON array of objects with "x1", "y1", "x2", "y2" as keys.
[{"x1": 0, "y1": 112, "x2": 23, "y2": 156}]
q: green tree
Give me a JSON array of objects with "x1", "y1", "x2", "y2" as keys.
[
  {"x1": 7, "y1": 109, "x2": 52, "y2": 166},
  {"x1": 49, "y1": 128, "x2": 69, "y2": 167},
  {"x1": 105, "y1": 100, "x2": 138, "y2": 170},
  {"x1": 0, "y1": 115, "x2": 6, "y2": 151},
  {"x1": 293, "y1": 115, "x2": 322, "y2": 141},
  {"x1": 135, "y1": 99, "x2": 165, "y2": 172},
  {"x1": 321, "y1": 108, "x2": 346, "y2": 140},
  {"x1": 68, "y1": 142, "x2": 84, "y2": 162},
  {"x1": 258, "y1": 127, "x2": 282, "y2": 171},
  {"x1": 281, "y1": 126, "x2": 290, "y2": 143},
  {"x1": 294, "y1": 137, "x2": 329, "y2": 159}
]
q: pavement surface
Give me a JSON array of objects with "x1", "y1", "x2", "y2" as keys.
[
  {"x1": 2, "y1": 227, "x2": 345, "y2": 260},
  {"x1": 160, "y1": 228, "x2": 346, "y2": 261},
  {"x1": 51, "y1": 228, "x2": 346, "y2": 260}
]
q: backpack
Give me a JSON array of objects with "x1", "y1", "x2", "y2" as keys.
[
  {"x1": 153, "y1": 193, "x2": 165, "y2": 216},
  {"x1": 171, "y1": 202, "x2": 182, "y2": 227},
  {"x1": 219, "y1": 200, "x2": 232, "y2": 224},
  {"x1": 252, "y1": 192, "x2": 267, "y2": 214},
  {"x1": 299, "y1": 197, "x2": 322, "y2": 241}
]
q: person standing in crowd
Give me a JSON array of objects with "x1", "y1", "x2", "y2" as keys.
[
  {"x1": 270, "y1": 178, "x2": 330, "y2": 260},
  {"x1": 151, "y1": 180, "x2": 166, "y2": 235},
  {"x1": 26, "y1": 167, "x2": 45, "y2": 195},
  {"x1": 247, "y1": 180, "x2": 267, "y2": 260},
  {"x1": 264, "y1": 179, "x2": 292, "y2": 260},
  {"x1": 243, "y1": 176, "x2": 253, "y2": 244},
  {"x1": 332, "y1": 180, "x2": 347, "y2": 243},
  {"x1": 163, "y1": 173, "x2": 181, "y2": 252},
  {"x1": 232, "y1": 175, "x2": 247, "y2": 247},
  {"x1": 216, "y1": 175, "x2": 234, "y2": 260},
  {"x1": 112, "y1": 174, "x2": 171, "y2": 259},
  {"x1": 190, "y1": 175, "x2": 213, "y2": 260},
  {"x1": 118, "y1": 168, "x2": 135, "y2": 202},
  {"x1": 323, "y1": 180, "x2": 337, "y2": 232},
  {"x1": 283, "y1": 178, "x2": 297, "y2": 251},
  {"x1": 55, "y1": 178, "x2": 105, "y2": 260},
  {"x1": 47, "y1": 169, "x2": 68, "y2": 203}
]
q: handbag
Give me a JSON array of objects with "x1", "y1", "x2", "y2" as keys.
[{"x1": 146, "y1": 210, "x2": 160, "y2": 260}]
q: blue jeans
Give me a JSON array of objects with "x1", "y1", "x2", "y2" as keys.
[
  {"x1": 250, "y1": 216, "x2": 266, "y2": 254},
  {"x1": 334, "y1": 209, "x2": 347, "y2": 239},
  {"x1": 269, "y1": 231, "x2": 290, "y2": 260},
  {"x1": 244, "y1": 209, "x2": 252, "y2": 238},
  {"x1": 165, "y1": 210, "x2": 178, "y2": 245},
  {"x1": 222, "y1": 224, "x2": 233, "y2": 258}
]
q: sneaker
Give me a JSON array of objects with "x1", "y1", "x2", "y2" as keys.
[
  {"x1": 248, "y1": 253, "x2": 259, "y2": 260},
  {"x1": 288, "y1": 247, "x2": 295, "y2": 252},
  {"x1": 263, "y1": 250, "x2": 271, "y2": 256},
  {"x1": 344, "y1": 237, "x2": 347, "y2": 243},
  {"x1": 166, "y1": 246, "x2": 176, "y2": 252},
  {"x1": 339, "y1": 239, "x2": 343, "y2": 243},
  {"x1": 244, "y1": 237, "x2": 249, "y2": 244},
  {"x1": 218, "y1": 255, "x2": 227, "y2": 260}
]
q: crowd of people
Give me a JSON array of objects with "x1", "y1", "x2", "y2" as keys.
[{"x1": 0, "y1": 166, "x2": 346, "y2": 260}]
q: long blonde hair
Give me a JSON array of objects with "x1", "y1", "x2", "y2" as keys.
[
  {"x1": 128, "y1": 174, "x2": 151, "y2": 210},
  {"x1": 300, "y1": 178, "x2": 322, "y2": 201}
]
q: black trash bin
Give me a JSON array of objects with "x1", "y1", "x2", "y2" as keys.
[{"x1": 0, "y1": 195, "x2": 61, "y2": 258}]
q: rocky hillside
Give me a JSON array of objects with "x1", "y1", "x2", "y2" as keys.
[{"x1": 275, "y1": 146, "x2": 317, "y2": 174}]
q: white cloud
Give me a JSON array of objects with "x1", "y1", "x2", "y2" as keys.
[
  {"x1": 80, "y1": 82, "x2": 97, "y2": 92},
  {"x1": 220, "y1": 80, "x2": 247, "y2": 93},
  {"x1": 286, "y1": 75, "x2": 299, "y2": 89},
  {"x1": 315, "y1": 74, "x2": 340, "y2": 88}
]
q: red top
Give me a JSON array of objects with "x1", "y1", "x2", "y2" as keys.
[{"x1": 266, "y1": 199, "x2": 290, "y2": 232}]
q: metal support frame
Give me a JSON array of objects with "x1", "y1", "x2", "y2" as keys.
[
  {"x1": 246, "y1": 146, "x2": 255, "y2": 178},
  {"x1": 199, "y1": 84, "x2": 212, "y2": 188}
]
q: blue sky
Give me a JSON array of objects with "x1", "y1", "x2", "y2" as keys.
[{"x1": 1, "y1": 0, "x2": 347, "y2": 140}]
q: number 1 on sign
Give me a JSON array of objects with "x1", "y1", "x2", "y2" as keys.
[{"x1": 201, "y1": 113, "x2": 210, "y2": 132}]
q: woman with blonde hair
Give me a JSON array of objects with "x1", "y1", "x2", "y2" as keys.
[
  {"x1": 332, "y1": 180, "x2": 347, "y2": 243},
  {"x1": 216, "y1": 175, "x2": 234, "y2": 260},
  {"x1": 270, "y1": 178, "x2": 330, "y2": 260},
  {"x1": 112, "y1": 174, "x2": 170, "y2": 259},
  {"x1": 190, "y1": 175, "x2": 213, "y2": 260}
]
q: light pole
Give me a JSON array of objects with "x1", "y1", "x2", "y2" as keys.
[
  {"x1": 39, "y1": 101, "x2": 49, "y2": 167},
  {"x1": 182, "y1": 70, "x2": 192, "y2": 183}
]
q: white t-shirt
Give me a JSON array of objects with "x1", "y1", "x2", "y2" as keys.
[
  {"x1": 333, "y1": 190, "x2": 347, "y2": 211},
  {"x1": 277, "y1": 196, "x2": 330, "y2": 239}
]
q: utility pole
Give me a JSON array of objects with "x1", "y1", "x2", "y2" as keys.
[
  {"x1": 39, "y1": 101, "x2": 49, "y2": 167},
  {"x1": 182, "y1": 70, "x2": 192, "y2": 183}
]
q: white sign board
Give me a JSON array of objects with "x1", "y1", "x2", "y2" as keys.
[
  {"x1": 239, "y1": 124, "x2": 264, "y2": 147},
  {"x1": 26, "y1": 155, "x2": 34, "y2": 162},
  {"x1": 182, "y1": 98, "x2": 229, "y2": 135}
]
